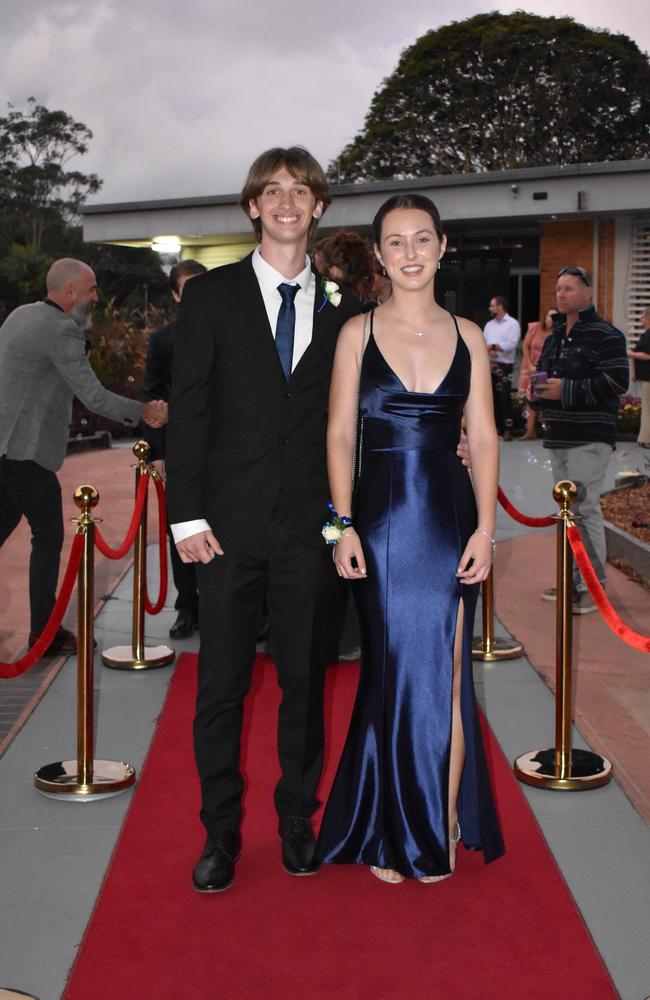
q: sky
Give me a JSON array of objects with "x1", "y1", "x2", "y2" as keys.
[{"x1": 0, "y1": 0, "x2": 648, "y2": 205}]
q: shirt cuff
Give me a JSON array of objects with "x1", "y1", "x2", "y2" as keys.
[{"x1": 171, "y1": 519, "x2": 212, "y2": 544}]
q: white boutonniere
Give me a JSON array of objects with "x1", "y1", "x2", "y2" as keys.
[{"x1": 317, "y1": 278, "x2": 342, "y2": 312}]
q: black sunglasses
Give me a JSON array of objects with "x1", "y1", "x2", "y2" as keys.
[{"x1": 557, "y1": 266, "x2": 592, "y2": 287}]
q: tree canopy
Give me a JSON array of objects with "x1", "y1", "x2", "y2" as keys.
[
  {"x1": 332, "y1": 12, "x2": 650, "y2": 182},
  {"x1": 0, "y1": 97, "x2": 166, "y2": 320},
  {"x1": 0, "y1": 97, "x2": 102, "y2": 253}
]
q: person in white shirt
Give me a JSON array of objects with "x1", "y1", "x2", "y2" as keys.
[
  {"x1": 164, "y1": 147, "x2": 362, "y2": 893},
  {"x1": 483, "y1": 295, "x2": 521, "y2": 441}
]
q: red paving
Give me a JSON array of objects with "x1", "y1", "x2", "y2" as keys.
[
  {"x1": 0, "y1": 445, "x2": 159, "y2": 663},
  {"x1": 495, "y1": 531, "x2": 650, "y2": 823},
  {"x1": 1, "y1": 444, "x2": 649, "y2": 824}
]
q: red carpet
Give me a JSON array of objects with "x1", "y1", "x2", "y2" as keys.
[{"x1": 63, "y1": 654, "x2": 617, "y2": 1000}]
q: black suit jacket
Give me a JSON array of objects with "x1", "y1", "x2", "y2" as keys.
[
  {"x1": 165, "y1": 253, "x2": 362, "y2": 549},
  {"x1": 140, "y1": 318, "x2": 176, "y2": 460}
]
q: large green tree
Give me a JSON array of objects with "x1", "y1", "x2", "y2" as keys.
[
  {"x1": 333, "y1": 12, "x2": 650, "y2": 182},
  {"x1": 0, "y1": 98, "x2": 167, "y2": 319},
  {"x1": 0, "y1": 97, "x2": 101, "y2": 252}
]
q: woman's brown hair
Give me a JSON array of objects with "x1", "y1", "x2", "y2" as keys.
[{"x1": 372, "y1": 193, "x2": 444, "y2": 246}]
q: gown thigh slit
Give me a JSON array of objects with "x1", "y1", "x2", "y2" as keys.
[
  {"x1": 317, "y1": 312, "x2": 504, "y2": 878},
  {"x1": 448, "y1": 598, "x2": 467, "y2": 829}
]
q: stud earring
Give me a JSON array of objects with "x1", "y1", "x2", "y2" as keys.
[{"x1": 382, "y1": 266, "x2": 386, "y2": 277}]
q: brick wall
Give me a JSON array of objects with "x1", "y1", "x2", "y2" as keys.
[
  {"x1": 539, "y1": 218, "x2": 616, "y2": 321},
  {"x1": 597, "y1": 218, "x2": 615, "y2": 323},
  {"x1": 539, "y1": 220, "x2": 593, "y2": 319}
]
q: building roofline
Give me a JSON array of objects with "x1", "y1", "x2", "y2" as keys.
[{"x1": 82, "y1": 159, "x2": 650, "y2": 216}]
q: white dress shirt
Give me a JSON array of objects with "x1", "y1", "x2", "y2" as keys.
[
  {"x1": 483, "y1": 313, "x2": 521, "y2": 364},
  {"x1": 171, "y1": 249, "x2": 316, "y2": 544}
]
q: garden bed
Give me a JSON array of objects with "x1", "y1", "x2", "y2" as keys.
[{"x1": 601, "y1": 481, "x2": 650, "y2": 586}]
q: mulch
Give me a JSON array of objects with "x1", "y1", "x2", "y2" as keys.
[{"x1": 600, "y1": 481, "x2": 650, "y2": 546}]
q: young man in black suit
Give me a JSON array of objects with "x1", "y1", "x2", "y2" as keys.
[
  {"x1": 141, "y1": 259, "x2": 206, "y2": 639},
  {"x1": 165, "y1": 147, "x2": 361, "y2": 892}
]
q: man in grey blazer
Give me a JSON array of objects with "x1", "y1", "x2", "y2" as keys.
[{"x1": 0, "y1": 257, "x2": 166, "y2": 655}]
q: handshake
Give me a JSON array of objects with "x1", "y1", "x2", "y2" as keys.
[{"x1": 141, "y1": 399, "x2": 168, "y2": 428}]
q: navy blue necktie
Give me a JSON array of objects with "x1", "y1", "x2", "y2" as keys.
[{"x1": 275, "y1": 283, "x2": 299, "y2": 379}]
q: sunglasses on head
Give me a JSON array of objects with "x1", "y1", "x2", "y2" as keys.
[{"x1": 557, "y1": 266, "x2": 592, "y2": 287}]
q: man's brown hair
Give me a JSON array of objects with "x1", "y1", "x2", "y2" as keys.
[
  {"x1": 169, "y1": 258, "x2": 207, "y2": 294},
  {"x1": 239, "y1": 146, "x2": 331, "y2": 242}
]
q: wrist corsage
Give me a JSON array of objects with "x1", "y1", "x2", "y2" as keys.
[{"x1": 322, "y1": 503, "x2": 353, "y2": 545}]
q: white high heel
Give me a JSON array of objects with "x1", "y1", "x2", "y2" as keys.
[{"x1": 418, "y1": 821, "x2": 461, "y2": 884}]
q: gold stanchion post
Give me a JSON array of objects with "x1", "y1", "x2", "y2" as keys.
[
  {"x1": 34, "y1": 486, "x2": 136, "y2": 798},
  {"x1": 513, "y1": 480, "x2": 612, "y2": 790},
  {"x1": 472, "y1": 567, "x2": 524, "y2": 661},
  {"x1": 102, "y1": 441, "x2": 175, "y2": 670}
]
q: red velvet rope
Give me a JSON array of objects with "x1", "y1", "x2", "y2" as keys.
[
  {"x1": 0, "y1": 532, "x2": 85, "y2": 678},
  {"x1": 568, "y1": 524, "x2": 650, "y2": 654},
  {"x1": 95, "y1": 474, "x2": 149, "y2": 559},
  {"x1": 497, "y1": 487, "x2": 556, "y2": 528},
  {"x1": 144, "y1": 476, "x2": 168, "y2": 615}
]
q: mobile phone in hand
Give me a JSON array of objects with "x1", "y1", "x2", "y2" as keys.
[{"x1": 530, "y1": 371, "x2": 548, "y2": 396}]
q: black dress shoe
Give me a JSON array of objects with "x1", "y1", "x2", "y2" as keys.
[
  {"x1": 169, "y1": 608, "x2": 199, "y2": 639},
  {"x1": 279, "y1": 816, "x2": 320, "y2": 876},
  {"x1": 28, "y1": 626, "x2": 95, "y2": 656},
  {"x1": 192, "y1": 831, "x2": 241, "y2": 893}
]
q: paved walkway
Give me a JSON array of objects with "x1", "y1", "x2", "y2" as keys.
[
  {"x1": 0, "y1": 445, "x2": 159, "y2": 664},
  {"x1": 0, "y1": 437, "x2": 649, "y2": 1000},
  {"x1": 493, "y1": 437, "x2": 650, "y2": 824},
  {"x1": 0, "y1": 445, "x2": 160, "y2": 752}
]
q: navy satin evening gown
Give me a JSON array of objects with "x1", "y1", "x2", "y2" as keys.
[{"x1": 317, "y1": 312, "x2": 504, "y2": 878}]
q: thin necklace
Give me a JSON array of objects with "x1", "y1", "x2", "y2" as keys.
[{"x1": 387, "y1": 311, "x2": 437, "y2": 338}]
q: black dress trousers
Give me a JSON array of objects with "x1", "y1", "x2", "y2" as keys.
[
  {"x1": 0, "y1": 458, "x2": 64, "y2": 635},
  {"x1": 193, "y1": 494, "x2": 334, "y2": 836}
]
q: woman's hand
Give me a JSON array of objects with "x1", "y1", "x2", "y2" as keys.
[
  {"x1": 456, "y1": 531, "x2": 493, "y2": 585},
  {"x1": 333, "y1": 529, "x2": 367, "y2": 580}
]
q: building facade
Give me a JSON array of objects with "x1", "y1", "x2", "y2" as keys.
[{"x1": 83, "y1": 160, "x2": 650, "y2": 338}]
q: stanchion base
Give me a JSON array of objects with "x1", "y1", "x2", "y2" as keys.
[
  {"x1": 102, "y1": 644, "x2": 175, "y2": 670},
  {"x1": 513, "y1": 748, "x2": 612, "y2": 790},
  {"x1": 34, "y1": 759, "x2": 136, "y2": 799},
  {"x1": 472, "y1": 636, "x2": 525, "y2": 661}
]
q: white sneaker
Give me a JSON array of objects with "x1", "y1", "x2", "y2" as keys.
[{"x1": 573, "y1": 592, "x2": 597, "y2": 615}]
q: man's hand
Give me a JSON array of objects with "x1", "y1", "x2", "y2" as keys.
[
  {"x1": 535, "y1": 378, "x2": 563, "y2": 401},
  {"x1": 456, "y1": 430, "x2": 471, "y2": 468},
  {"x1": 176, "y1": 529, "x2": 224, "y2": 564},
  {"x1": 142, "y1": 399, "x2": 168, "y2": 428}
]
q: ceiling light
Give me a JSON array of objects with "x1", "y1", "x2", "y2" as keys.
[{"x1": 151, "y1": 238, "x2": 181, "y2": 254}]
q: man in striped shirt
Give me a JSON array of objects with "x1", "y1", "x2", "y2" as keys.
[{"x1": 533, "y1": 266, "x2": 629, "y2": 613}]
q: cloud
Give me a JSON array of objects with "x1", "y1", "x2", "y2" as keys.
[{"x1": 0, "y1": 0, "x2": 647, "y2": 204}]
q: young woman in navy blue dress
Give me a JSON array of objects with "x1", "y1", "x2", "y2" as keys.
[{"x1": 317, "y1": 195, "x2": 504, "y2": 883}]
